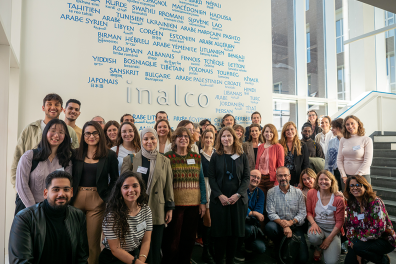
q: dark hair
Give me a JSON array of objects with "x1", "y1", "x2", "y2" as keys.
[
  {"x1": 221, "y1": 114, "x2": 236, "y2": 128},
  {"x1": 154, "y1": 119, "x2": 172, "y2": 142},
  {"x1": 343, "y1": 115, "x2": 365, "y2": 138},
  {"x1": 116, "y1": 122, "x2": 141, "y2": 151},
  {"x1": 199, "y1": 119, "x2": 211, "y2": 126},
  {"x1": 104, "y1": 121, "x2": 120, "y2": 148},
  {"x1": 76, "y1": 121, "x2": 108, "y2": 160},
  {"x1": 45, "y1": 170, "x2": 73, "y2": 189},
  {"x1": 120, "y1": 113, "x2": 134, "y2": 123},
  {"x1": 251, "y1": 111, "x2": 261, "y2": 119},
  {"x1": 331, "y1": 118, "x2": 344, "y2": 130},
  {"x1": 233, "y1": 124, "x2": 245, "y2": 143},
  {"x1": 215, "y1": 127, "x2": 243, "y2": 155},
  {"x1": 177, "y1": 119, "x2": 193, "y2": 128},
  {"x1": 65, "y1": 99, "x2": 81, "y2": 109},
  {"x1": 104, "y1": 171, "x2": 148, "y2": 246},
  {"x1": 34, "y1": 119, "x2": 73, "y2": 168},
  {"x1": 206, "y1": 124, "x2": 217, "y2": 132},
  {"x1": 171, "y1": 127, "x2": 193, "y2": 152},
  {"x1": 156, "y1": 111, "x2": 167, "y2": 119},
  {"x1": 247, "y1": 123, "x2": 264, "y2": 143},
  {"x1": 200, "y1": 129, "x2": 215, "y2": 148},
  {"x1": 43, "y1": 93, "x2": 63, "y2": 107},
  {"x1": 307, "y1": 110, "x2": 319, "y2": 126},
  {"x1": 302, "y1": 122, "x2": 313, "y2": 130},
  {"x1": 344, "y1": 175, "x2": 377, "y2": 210}
]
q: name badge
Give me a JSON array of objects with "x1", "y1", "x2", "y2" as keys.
[
  {"x1": 137, "y1": 166, "x2": 148, "y2": 174},
  {"x1": 136, "y1": 221, "x2": 147, "y2": 232},
  {"x1": 56, "y1": 167, "x2": 65, "y2": 172},
  {"x1": 187, "y1": 159, "x2": 195, "y2": 165},
  {"x1": 328, "y1": 205, "x2": 337, "y2": 212},
  {"x1": 353, "y1": 145, "x2": 361, "y2": 151},
  {"x1": 358, "y1": 213, "x2": 365, "y2": 220},
  {"x1": 231, "y1": 154, "x2": 240, "y2": 160}
]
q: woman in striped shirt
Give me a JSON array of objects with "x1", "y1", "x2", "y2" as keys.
[{"x1": 100, "y1": 171, "x2": 153, "y2": 264}]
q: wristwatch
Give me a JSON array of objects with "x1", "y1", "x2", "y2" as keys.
[
  {"x1": 292, "y1": 219, "x2": 298, "y2": 225},
  {"x1": 236, "y1": 193, "x2": 241, "y2": 198}
]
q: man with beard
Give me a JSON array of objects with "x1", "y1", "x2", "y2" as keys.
[
  {"x1": 64, "y1": 99, "x2": 82, "y2": 143},
  {"x1": 265, "y1": 166, "x2": 308, "y2": 263},
  {"x1": 301, "y1": 122, "x2": 325, "y2": 158},
  {"x1": 9, "y1": 171, "x2": 88, "y2": 263},
  {"x1": 11, "y1": 93, "x2": 79, "y2": 187}
]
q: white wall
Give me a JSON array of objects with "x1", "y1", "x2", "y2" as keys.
[{"x1": 18, "y1": 0, "x2": 273, "y2": 132}]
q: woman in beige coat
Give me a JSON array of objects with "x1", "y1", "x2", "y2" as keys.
[{"x1": 121, "y1": 127, "x2": 174, "y2": 264}]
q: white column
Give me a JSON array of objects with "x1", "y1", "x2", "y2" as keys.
[
  {"x1": 0, "y1": 44, "x2": 11, "y2": 263},
  {"x1": 374, "y1": 8, "x2": 388, "y2": 92},
  {"x1": 295, "y1": 0, "x2": 308, "y2": 97},
  {"x1": 324, "y1": 0, "x2": 338, "y2": 100}
]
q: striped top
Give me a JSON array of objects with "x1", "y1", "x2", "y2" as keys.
[{"x1": 102, "y1": 205, "x2": 153, "y2": 252}]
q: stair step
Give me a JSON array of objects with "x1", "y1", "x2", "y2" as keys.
[
  {"x1": 372, "y1": 186, "x2": 396, "y2": 200},
  {"x1": 374, "y1": 136, "x2": 396, "y2": 143},
  {"x1": 382, "y1": 200, "x2": 396, "y2": 215},
  {"x1": 371, "y1": 166, "x2": 396, "y2": 177},
  {"x1": 372, "y1": 157, "x2": 396, "y2": 167},
  {"x1": 374, "y1": 149, "x2": 396, "y2": 158},
  {"x1": 372, "y1": 175, "x2": 396, "y2": 188},
  {"x1": 374, "y1": 142, "x2": 396, "y2": 150}
]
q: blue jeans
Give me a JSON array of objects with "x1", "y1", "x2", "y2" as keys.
[
  {"x1": 244, "y1": 223, "x2": 266, "y2": 253},
  {"x1": 344, "y1": 238, "x2": 394, "y2": 264},
  {"x1": 264, "y1": 221, "x2": 308, "y2": 264}
]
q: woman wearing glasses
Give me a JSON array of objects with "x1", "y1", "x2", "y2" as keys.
[
  {"x1": 208, "y1": 127, "x2": 250, "y2": 264},
  {"x1": 72, "y1": 121, "x2": 119, "y2": 264},
  {"x1": 344, "y1": 175, "x2": 395, "y2": 264},
  {"x1": 161, "y1": 127, "x2": 207, "y2": 264},
  {"x1": 307, "y1": 110, "x2": 322, "y2": 140}
]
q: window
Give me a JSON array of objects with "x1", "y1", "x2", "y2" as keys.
[
  {"x1": 337, "y1": 66, "x2": 346, "y2": 99},
  {"x1": 385, "y1": 11, "x2": 395, "y2": 39},
  {"x1": 307, "y1": 74, "x2": 316, "y2": 97},
  {"x1": 273, "y1": 100, "x2": 298, "y2": 136},
  {"x1": 336, "y1": 19, "x2": 344, "y2": 53},
  {"x1": 307, "y1": 102, "x2": 327, "y2": 121},
  {"x1": 387, "y1": 53, "x2": 396, "y2": 93},
  {"x1": 306, "y1": 32, "x2": 311, "y2": 63},
  {"x1": 273, "y1": 82, "x2": 283, "y2": 94},
  {"x1": 306, "y1": 0, "x2": 309, "y2": 11}
]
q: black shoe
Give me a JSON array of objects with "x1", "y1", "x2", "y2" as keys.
[{"x1": 234, "y1": 249, "x2": 245, "y2": 262}]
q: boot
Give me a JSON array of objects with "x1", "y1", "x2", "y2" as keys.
[{"x1": 202, "y1": 226, "x2": 216, "y2": 264}]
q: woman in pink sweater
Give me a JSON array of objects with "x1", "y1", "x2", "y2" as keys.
[
  {"x1": 337, "y1": 115, "x2": 373, "y2": 186},
  {"x1": 306, "y1": 170, "x2": 345, "y2": 263}
]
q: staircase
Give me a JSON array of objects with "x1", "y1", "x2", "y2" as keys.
[{"x1": 371, "y1": 134, "x2": 396, "y2": 223}]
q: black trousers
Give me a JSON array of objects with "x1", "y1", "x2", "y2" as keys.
[
  {"x1": 99, "y1": 248, "x2": 139, "y2": 264},
  {"x1": 345, "y1": 238, "x2": 394, "y2": 264},
  {"x1": 213, "y1": 237, "x2": 238, "y2": 264},
  {"x1": 147, "y1": 224, "x2": 164, "y2": 264}
]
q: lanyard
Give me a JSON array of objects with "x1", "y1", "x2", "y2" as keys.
[{"x1": 224, "y1": 155, "x2": 234, "y2": 180}]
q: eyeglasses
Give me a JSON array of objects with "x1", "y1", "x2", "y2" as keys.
[
  {"x1": 94, "y1": 121, "x2": 104, "y2": 125},
  {"x1": 84, "y1": 131, "x2": 100, "y2": 138},
  {"x1": 349, "y1": 183, "x2": 363, "y2": 189},
  {"x1": 177, "y1": 135, "x2": 189, "y2": 139},
  {"x1": 250, "y1": 175, "x2": 260, "y2": 180},
  {"x1": 308, "y1": 114, "x2": 316, "y2": 117}
]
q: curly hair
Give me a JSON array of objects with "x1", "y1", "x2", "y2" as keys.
[
  {"x1": 314, "y1": 170, "x2": 339, "y2": 193},
  {"x1": 299, "y1": 168, "x2": 317, "y2": 190},
  {"x1": 171, "y1": 127, "x2": 194, "y2": 152},
  {"x1": 154, "y1": 119, "x2": 172, "y2": 142},
  {"x1": 343, "y1": 115, "x2": 365, "y2": 138},
  {"x1": 279, "y1": 121, "x2": 302, "y2": 156},
  {"x1": 344, "y1": 175, "x2": 377, "y2": 210},
  {"x1": 247, "y1": 123, "x2": 264, "y2": 143},
  {"x1": 104, "y1": 171, "x2": 149, "y2": 247},
  {"x1": 116, "y1": 122, "x2": 141, "y2": 152},
  {"x1": 215, "y1": 127, "x2": 243, "y2": 155},
  {"x1": 104, "y1": 120, "x2": 120, "y2": 148},
  {"x1": 262, "y1": 123, "x2": 279, "y2": 145}
]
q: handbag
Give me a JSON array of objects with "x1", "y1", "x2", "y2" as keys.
[{"x1": 278, "y1": 230, "x2": 301, "y2": 264}]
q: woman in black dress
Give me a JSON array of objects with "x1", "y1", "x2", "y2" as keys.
[{"x1": 208, "y1": 127, "x2": 250, "y2": 264}]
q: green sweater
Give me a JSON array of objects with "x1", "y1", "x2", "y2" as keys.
[{"x1": 165, "y1": 151, "x2": 207, "y2": 206}]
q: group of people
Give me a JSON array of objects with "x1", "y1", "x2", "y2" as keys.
[{"x1": 8, "y1": 93, "x2": 394, "y2": 264}]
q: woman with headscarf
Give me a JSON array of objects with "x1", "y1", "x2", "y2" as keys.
[{"x1": 121, "y1": 128, "x2": 175, "y2": 264}]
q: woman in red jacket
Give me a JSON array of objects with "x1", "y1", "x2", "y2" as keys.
[
  {"x1": 306, "y1": 170, "x2": 345, "y2": 263},
  {"x1": 255, "y1": 124, "x2": 284, "y2": 196}
]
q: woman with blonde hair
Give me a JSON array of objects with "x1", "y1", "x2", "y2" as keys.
[
  {"x1": 315, "y1": 116, "x2": 334, "y2": 156},
  {"x1": 337, "y1": 115, "x2": 373, "y2": 185},
  {"x1": 255, "y1": 123, "x2": 284, "y2": 196},
  {"x1": 279, "y1": 121, "x2": 309, "y2": 186},
  {"x1": 298, "y1": 168, "x2": 317, "y2": 199},
  {"x1": 306, "y1": 170, "x2": 345, "y2": 263},
  {"x1": 208, "y1": 127, "x2": 250, "y2": 264}
]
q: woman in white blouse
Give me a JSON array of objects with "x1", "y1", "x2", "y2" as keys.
[
  {"x1": 111, "y1": 122, "x2": 141, "y2": 173},
  {"x1": 154, "y1": 119, "x2": 172, "y2": 154},
  {"x1": 315, "y1": 116, "x2": 334, "y2": 157}
]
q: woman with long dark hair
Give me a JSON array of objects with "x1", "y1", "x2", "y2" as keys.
[
  {"x1": 154, "y1": 119, "x2": 172, "y2": 154},
  {"x1": 111, "y1": 122, "x2": 140, "y2": 173},
  {"x1": 344, "y1": 175, "x2": 395, "y2": 264},
  {"x1": 72, "y1": 121, "x2": 119, "y2": 264},
  {"x1": 307, "y1": 110, "x2": 322, "y2": 140},
  {"x1": 100, "y1": 171, "x2": 152, "y2": 264},
  {"x1": 208, "y1": 127, "x2": 250, "y2": 264},
  {"x1": 242, "y1": 123, "x2": 264, "y2": 171},
  {"x1": 15, "y1": 119, "x2": 73, "y2": 214},
  {"x1": 121, "y1": 128, "x2": 174, "y2": 264},
  {"x1": 104, "y1": 120, "x2": 120, "y2": 149}
]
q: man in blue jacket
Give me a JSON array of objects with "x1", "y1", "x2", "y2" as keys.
[{"x1": 235, "y1": 169, "x2": 266, "y2": 262}]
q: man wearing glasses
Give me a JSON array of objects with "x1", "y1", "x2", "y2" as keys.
[
  {"x1": 265, "y1": 166, "x2": 308, "y2": 263},
  {"x1": 9, "y1": 171, "x2": 89, "y2": 263},
  {"x1": 235, "y1": 170, "x2": 266, "y2": 262},
  {"x1": 91, "y1": 116, "x2": 105, "y2": 129}
]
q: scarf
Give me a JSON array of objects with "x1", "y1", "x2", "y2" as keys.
[{"x1": 140, "y1": 128, "x2": 159, "y2": 195}]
